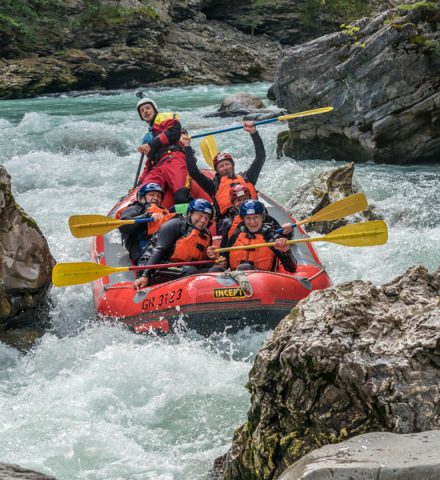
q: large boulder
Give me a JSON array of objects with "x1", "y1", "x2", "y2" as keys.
[
  {"x1": 278, "y1": 431, "x2": 440, "y2": 480},
  {"x1": 221, "y1": 265, "x2": 440, "y2": 479},
  {"x1": 272, "y1": 3, "x2": 440, "y2": 164},
  {"x1": 0, "y1": 165, "x2": 55, "y2": 349},
  {"x1": 286, "y1": 162, "x2": 381, "y2": 234}
]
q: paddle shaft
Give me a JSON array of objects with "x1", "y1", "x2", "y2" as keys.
[
  {"x1": 74, "y1": 217, "x2": 154, "y2": 230},
  {"x1": 191, "y1": 106, "x2": 333, "y2": 139},
  {"x1": 215, "y1": 230, "x2": 382, "y2": 253},
  {"x1": 133, "y1": 153, "x2": 144, "y2": 188},
  {"x1": 274, "y1": 193, "x2": 369, "y2": 233},
  {"x1": 128, "y1": 260, "x2": 214, "y2": 271}
]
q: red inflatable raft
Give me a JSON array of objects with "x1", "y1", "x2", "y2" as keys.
[{"x1": 90, "y1": 177, "x2": 331, "y2": 335}]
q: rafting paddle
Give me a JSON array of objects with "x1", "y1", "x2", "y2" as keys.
[
  {"x1": 133, "y1": 153, "x2": 144, "y2": 188},
  {"x1": 216, "y1": 220, "x2": 388, "y2": 253},
  {"x1": 275, "y1": 193, "x2": 369, "y2": 233},
  {"x1": 69, "y1": 214, "x2": 155, "y2": 238},
  {"x1": 52, "y1": 260, "x2": 216, "y2": 287},
  {"x1": 191, "y1": 106, "x2": 334, "y2": 139},
  {"x1": 199, "y1": 135, "x2": 218, "y2": 168}
]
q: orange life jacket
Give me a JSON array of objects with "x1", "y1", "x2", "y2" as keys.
[
  {"x1": 214, "y1": 175, "x2": 257, "y2": 216},
  {"x1": 116, "y1": 202, "x2": 174, "y2": 233},
  {"x1": 147, "y1": 204, "x2": 176, "y2": 235},
  {"x1": 228, "y1": 231, "x2": 275, "y2": 271},
  {"x1": 227, "y1": 214, "x2": 242, "y2": 240},
  {"x1": 169, "y1": 225, "x2": 212, "y2": 262}
]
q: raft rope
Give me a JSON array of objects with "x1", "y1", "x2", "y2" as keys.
[
  {"x1": 221, "y1": 270, "x2": 254, "y2": 298},
  {"x1": 306, "y1": 266, "x2": 326, "y2": 282}
]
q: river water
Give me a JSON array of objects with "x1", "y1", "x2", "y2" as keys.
[{"x1": 0, "y1": 84, "x2": 439, "y2": 479}]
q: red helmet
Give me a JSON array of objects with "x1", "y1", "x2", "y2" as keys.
[
  {"x1": 213, "y1": 152, "x2": 234, "y2": 170},
  {"x1": 229, "y1": 184, "x2": 250, "y2": 201}
]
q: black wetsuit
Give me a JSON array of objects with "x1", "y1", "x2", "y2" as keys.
[
  {"x1": 118, "y1": 201, "x2": 154, "y2": 264},
  {"x1": 184, "y1": 131, "x2": 266, "y2": 199},
  {"x1": 137, "y1": 216, "x2": 212, "y2": 283}
]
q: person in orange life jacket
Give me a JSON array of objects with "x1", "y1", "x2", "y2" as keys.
[
  {"x1": 223, "y1": 200, "x2": 296, "y2": 272},
  {"x1": 219, "y1": 185, "x2": 283, "y2": 247},
  {"x1": 136, "y1": 97, "x2": 190, "y2": 204},
  {"x1": 218, "y1": 184, "x2": 251, "y2": 242},
  {"x1": 133, "y1": 199, "x2": 227, "y2": 289},
  {"x1": 118, "y1": 183, "x2": 174, "y2": 264},
  {"x1": 183, "y1": 121, "x2": 265, "y2": 228}
]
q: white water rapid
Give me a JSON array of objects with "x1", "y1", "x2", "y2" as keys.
[{"x1": 0, "y1": 83, "x2": 439, "y2": 479}]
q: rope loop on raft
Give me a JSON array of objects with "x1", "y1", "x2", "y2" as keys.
[{"x1": 221, "y1": 270, "x2": 254, "y2": 297}]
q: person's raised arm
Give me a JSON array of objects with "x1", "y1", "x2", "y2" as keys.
[
  {"x1": 181, "y1": 134, "x2": 216, "y2": 198},
  {"x1": 243, "y1": 121, "x2": 266, "y2": 186}
]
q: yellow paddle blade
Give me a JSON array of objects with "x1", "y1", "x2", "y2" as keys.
[
  {"x1": 199, "y1": 135, "x2": 219, "y2": 168},
  {"x1": 69, "y1": 215, "x2": 134, "y2": 238},
  {"x1": 52, "y1": 262, "x2": 128, "y2": 287},
  {"x1": 215, "y1": 220, "x2": 388, "y2": 253},
  {"x1": 278, "y1": 106, "x2": 333, "y2": 122},
  {"x1": 308, "y1": 220, "x2": 388, "y2": 247},
  {"x1": 297, "y1": 193, "x2": 368, "y2": 225}
]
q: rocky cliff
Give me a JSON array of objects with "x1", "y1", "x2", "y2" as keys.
[
  {"x1": 0, "y1": 0, "x2": 414, "y2": 99},
  {"x1": 220, "y1": 264, "x2": 440, "y2": 479},
  {"x1": 0, "y1": 0, "x2": 280, "y2": 99},
  {"x1": 0, "y1": 165, "x2": 55, "y2": 349},
  {"x1": 273, "y1": 2, "x2": 440, "y2": 164}
]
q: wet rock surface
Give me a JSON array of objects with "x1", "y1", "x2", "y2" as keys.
[
  {"x1": 286, "y1": 162, "x2": 381, "y2": 234},
  {"x1": 0, "y1": 463, "x2": 57, "y2": 479},
  {"x1": 0, "y1": 165, "x2": 55, "y2": 349},
  {"x1": 0, "y1": 0, "x2": 279, "y2": 99},
  {"x1": 278, "y1": 431, "x2": 440, "y2": 480},
  {"x1": 221, "y1": 265, "x2": 440, "y2": 479},
  {"x1": 272, "y1": 4, "x2": 440, "y2": 164}
]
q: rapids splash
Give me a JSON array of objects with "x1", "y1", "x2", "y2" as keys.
[{"x1": 0, "y1": 84, "x2": 439, "y2": 479}]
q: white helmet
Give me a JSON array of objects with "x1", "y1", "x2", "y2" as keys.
[{"x1": 136, "y1": 97, "x2": 158, "y2": 120}]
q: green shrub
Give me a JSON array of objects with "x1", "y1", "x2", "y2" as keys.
[{"x1": 398, "y1": 1, "x2": 438, "y2": 13}]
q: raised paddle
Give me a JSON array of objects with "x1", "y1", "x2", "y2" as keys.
[
  {"x1": 275, "y1": 193, "x2": 368, "y2": 233},
  {"x1": 69, "y1": 214, "x2": 155, "y2": 238},
  {"x1": 191, "y1": 106, "x2": 334, "y2": 139},
  {"x1": 133, "y1": 153, "x2": 144, "y2": 188},
  {"x1": 52, "y1": 260, "x2": 216, "y2": 287},
  {"x1": 216, "y1": 220, "x2": 388, "y2": 253},
  {"x1": 199, "y1": 135, "x2": 218, "y2": 168}
]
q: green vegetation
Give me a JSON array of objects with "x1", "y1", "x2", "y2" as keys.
[
  {"x1": 0, "y1": 0, "x2": 159, "y2": 55},
  {"x1": 398, "y1": 1, "x2": 438, "y2": 13},
  {"x1": 340, "y1": 23, "x2": 366, "y2": 47},
  {"x1": 235, "y1": 0, "x2": 270, "y2": 35},
  {"x1": 425, "y1": 39, "x2": 440, "y2": 56},
  {"x1": 78, "y1": 1, "x2": 158, "y2": 29},
  {"x1": 301, "y1": 0, "x2": 371, "y2": 28}
]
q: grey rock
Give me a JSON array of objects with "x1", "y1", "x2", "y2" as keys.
[
  {"x1": 0, "y1": 1, "x2": 280, "y2": 99},
  {"x1": 0, "y1": 165, "x2": 55, "y2": 349},
  {"x1": 0, "y1": 462, "x2": 56, "y2": 479},
  {"x1": 207, "y1": 92, "x2": 268, "y2": 118},
  {"x1": 286, "y1": 162, "x2": 381, "y2": 234},
  {"x1": 272, "y1": 4, "x2": 440, "y2": 164},
  {"x1": 221, "y1": 265, "x2": 440, "y2": 480},
  {"x1": 278, "y1": 431, "x2": 440, "y2": 480}
]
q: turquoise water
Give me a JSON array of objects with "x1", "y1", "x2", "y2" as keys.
[{"x1": 0, "y1": 83, "x2": 439, "y2": 479}]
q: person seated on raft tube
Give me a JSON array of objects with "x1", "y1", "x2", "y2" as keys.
[
  {"x1": 222, "y1": 200, "x2": 297, "y2": 273},
  {"x1": 118, "y1": 183, "x2": 175, "y2": 265},
  {"x1": 136, "y1": 97, "x2": 190, "y2": 204},
  {"x1": 183, "y1": 121, "x2": 265, "y2": 229},
  {"x1": 219, "y1": 184, "x2": 281, "y2": 246},
  {"x1": 133, "y1": 199, "x2": 227, "y2": 289}
]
